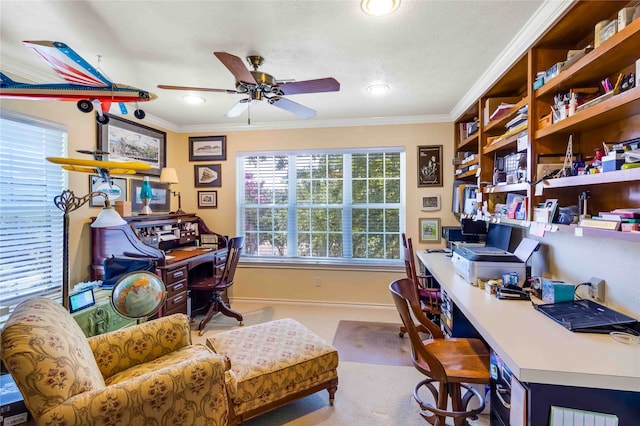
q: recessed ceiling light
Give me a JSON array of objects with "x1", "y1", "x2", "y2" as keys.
[
  {"x1": 182, "y1": 95, "x2": 205, "y2": 105},
  {"x1": 367, "y1": 84, "x2": 390, "y2": 95},
  {"x1": 361, "y1": 0, "x2": 400, "y2": 16}
]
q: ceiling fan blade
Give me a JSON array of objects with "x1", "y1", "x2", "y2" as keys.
[
  {"x1": 214, "y1": 52, "x2": 257, "y2": 85},
  {"x1": 277, "y1": 78, "x2": 340, "y2": 95},
  {"x1": 224, "y1": 100, "x2": 250, "y2": 118},
  {"x1": 269, "y1": 97, "x2": 316, "y2": 118},
  {"x1": 157, "y1": 84, "x2": 237, "y2": 93}
]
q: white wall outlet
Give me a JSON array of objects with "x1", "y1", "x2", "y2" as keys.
[
  {"x1": 314, "y1": 277, "x2": 322, "y2": 287},
  {"x1": 588, "y1": 277, "x2": 605, "y2": 303}
]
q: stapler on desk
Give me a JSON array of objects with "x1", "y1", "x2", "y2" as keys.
[{"x1": 496, "y1": 285, "x2": 531, "y2": 300}]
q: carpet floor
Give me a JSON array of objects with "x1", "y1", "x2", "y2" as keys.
[
  {"x1": 332, "y1": 320, "x2": 413, "y2": 367},
  {"x1": 192, "y1": 301, "x2": 490, "y2": 426}
]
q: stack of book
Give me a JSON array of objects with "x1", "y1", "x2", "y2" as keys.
[
  {"x1": 595, "y1": 208, "x2": 640, "y2": 232},
  {"x1": 486, "y1": 105, "x2": 528, "y2": 147}
]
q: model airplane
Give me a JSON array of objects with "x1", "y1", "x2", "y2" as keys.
[
  {"x1": 0, "y1": 40, "x2": 156, "y2": 125},
  {"x1": 47, "y1": 149, "x2": 152, "y2": 183}
]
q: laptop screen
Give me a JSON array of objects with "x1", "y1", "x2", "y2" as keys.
[{"x1": 485, "y1": 223, "x2": 512, "y2": 251}]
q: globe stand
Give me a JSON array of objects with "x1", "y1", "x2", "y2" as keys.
[{"x1": 111, "y1": 271, "x2": 166, "y2": 324}]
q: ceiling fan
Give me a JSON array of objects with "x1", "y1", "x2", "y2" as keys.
[{"x1": 158, "y1": 52, "x2": 340, "y2": 123}]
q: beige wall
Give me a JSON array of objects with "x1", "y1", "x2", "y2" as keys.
[
  {"x1": 3, "y1": 100, "x2": 638, "y2": 315},
  {"x1": 1, "y1": 99, "x2": 455, "y2": 305}
]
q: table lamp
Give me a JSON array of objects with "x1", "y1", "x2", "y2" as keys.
[
  {"x1": 160, "y1": 167, "x2": 185, "y2": 214},
  {"x1": 54, "y1": 190, "x2": 126, "y2": 310},
  {"x1": 139, "y1": 176, "x2": 153, "y2": 214}
]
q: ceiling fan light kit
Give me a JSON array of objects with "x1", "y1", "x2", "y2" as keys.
[
  {"x1": 158, "y1": 51, "x2": 340, "y2": 124},
  {"x1": 361, "y1": 0, "x2": 400, "y2": 16}
]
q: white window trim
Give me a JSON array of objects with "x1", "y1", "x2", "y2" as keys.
[{"x1": 236, "y1": 147, "x2": 406, "y2": 266}]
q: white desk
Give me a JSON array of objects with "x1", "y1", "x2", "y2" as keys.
[{"x1": 416, "y1": 251, "x2": 640, "y2": 392}]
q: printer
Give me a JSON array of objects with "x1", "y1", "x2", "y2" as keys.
[{"x1": 452, "y1": 237, "x2": 539, "y2": 286}]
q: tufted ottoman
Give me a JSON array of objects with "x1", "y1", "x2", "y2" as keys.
[{"x1": 206, "y1": 318, "x2": 339, "y2": 425}]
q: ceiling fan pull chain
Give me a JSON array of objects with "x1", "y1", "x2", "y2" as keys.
[{"x1": 247, "y1": 102, "x2": 251, "y2": 126}]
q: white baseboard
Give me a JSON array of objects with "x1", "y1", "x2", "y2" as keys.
[{"x1": 230, "y1": 296, "x2": 395, "y2": 311}]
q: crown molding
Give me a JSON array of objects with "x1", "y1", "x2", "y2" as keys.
[
  {"x1": 175, "y1": 113, "x2": 451, "y2": 133},
  {"x1": 450, "y1": 0, "x2": 574, "y2": 121}
]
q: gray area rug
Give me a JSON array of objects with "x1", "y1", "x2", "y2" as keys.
[{"x1": 331, "y1": 320, "x2": 413, "y2": 366}]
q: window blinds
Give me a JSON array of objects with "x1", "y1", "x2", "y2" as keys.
[{"x1": 0, "y1": 110, "x2": 67, "y2": 312}]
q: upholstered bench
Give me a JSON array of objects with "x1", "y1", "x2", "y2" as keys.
[{"x1": 206, "y1": 318, "x2": 339, "y2": 424}]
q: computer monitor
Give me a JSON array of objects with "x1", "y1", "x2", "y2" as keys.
[
  {"x1": 460, "y1": 218, "x2": 487, "y2": 236},
  {"x1": 485, "y1": 223, "x2": 512, "y2": 251}
]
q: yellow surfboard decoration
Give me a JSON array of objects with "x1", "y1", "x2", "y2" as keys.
[{"x1": 47, "y1": 157, "x2": 152, "y2": 173}]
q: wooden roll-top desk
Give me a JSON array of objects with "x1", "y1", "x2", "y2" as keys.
[{"x1": 91, "y1": 213, "x2": 228, "y2": 317}]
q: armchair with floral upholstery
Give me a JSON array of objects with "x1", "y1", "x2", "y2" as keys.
[{"x1": 1, "y1": 297, "x2": 230, "y2": 426}]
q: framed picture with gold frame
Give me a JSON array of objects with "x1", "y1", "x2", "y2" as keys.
[{"x1": 419, "y1": 217, "x2": 441, "y2": 243}]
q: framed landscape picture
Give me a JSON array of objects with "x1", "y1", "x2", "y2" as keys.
[
  {"x1": 189, "y1": 135, "x2": 226, "y2": 161},
  {"x1": 97, "y1": 114, "x2": 166, "y2": 176},
  {"x1": 89, "y1": 175, "x2": 127, "y2": 207},
  {"x1": 130, "y1": 179, "x2": 170, "y2": 212},
  {"x1": 419, "y1": 218, "x2": 441, "y2": 243},
  {"x1": 417, "y1": 145, "x2": 443, "y2": 187}
]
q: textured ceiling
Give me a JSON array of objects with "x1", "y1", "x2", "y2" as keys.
[{"x1": 1, "y1": 1, "x2": 565, "y2": 131}]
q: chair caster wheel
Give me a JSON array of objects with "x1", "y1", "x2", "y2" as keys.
[
  {"x1": 399, "y1": 332, "x2": 405, "y2": 338},
  {"x1": 198, "y1": 330, "x2": 204, "y2": 336},
  {"x1": 239, "y1": 321, "x2": 244, "y2": 326}
]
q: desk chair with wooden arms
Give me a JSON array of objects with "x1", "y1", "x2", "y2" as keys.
[
  {"x1": 390, "y1": 278, "x2": 490, "y2": 426},
  {"x1": 190, "y1": 236, "x2": 244, "y2": 335},
  {"x1": 400, "y1": 233, "x2": 441, "y2": 336}
]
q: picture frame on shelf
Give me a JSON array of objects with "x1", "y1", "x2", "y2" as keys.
[
  {"x1": 130, "y1": 179, "x2": 170, "y2": 212},
  {"x1": 417, "y1": 145, "x2": 443, "y2": 187},
  {"x1": 89, "y1": 175, "x2": 127, "y2": 207},
  {"x1": 189, "y1": 135, "x2": 226, "y2": 161},
  {"x1": 419, "y1": 218, "x2": 441, "y2": 243},
  {"x1": 97, "y1": 114, "x2": 166, "y2": 177},
  {"x1": 194, "y1": 164, "x2": 222, "y2": 187},
  {"x1": 198, "y1": 190, "x2": 218, "y2": 209},
  {"x1": 544, "y1": 198, "x2": 559, "y2": 223}
]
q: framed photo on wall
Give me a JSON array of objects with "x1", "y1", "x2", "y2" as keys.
[
  {"x1": 417, "y1": 145, "x2": 443, "y2": 187},
  {"x1": 89, "y1": 175, "x2": 128, "y2": 207},
  {"x1": 189, "y1": 135, "x2": 226, "y2": 161},
  {"x1": 198, "y1": 190, "x2": 218, "y2": 209},
  {"x1": 419, "y1": 218, "x2": 441, "y2": 243},
  {"x1": 194, "y1": 164, "x2": 222, "y2": 187},
  {"x1": 130, "y1": 179, "x2": 170, "y2": 212},
  {"x1": 421, "y1": 194, "x2": 441, "y2": 211},
  {"x1": 97, "y1": 114, "x2": 166, "y2": 177}
]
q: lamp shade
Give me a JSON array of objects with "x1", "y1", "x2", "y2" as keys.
[
  {"x1": 160, "y1": 168, "x2": 179, "y2": 184},
  {"x1": 91, "y1": 207, "x2": 127, "y2": 228}
]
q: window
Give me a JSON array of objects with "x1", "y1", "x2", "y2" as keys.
[
  {"x1": 237, "y1": 148, "x2": 405, "y2": 264},
  {"x1": 0, "y1": 110, "x2": 67, "y2": 315}
]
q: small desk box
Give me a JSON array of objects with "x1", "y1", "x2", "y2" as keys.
[{"x1": 542, "y1": 279, "x2": 575, "y2": 304}]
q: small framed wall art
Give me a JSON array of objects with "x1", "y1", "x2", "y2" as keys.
[
  {"x1": 89, "y1": 175, "x2": 128, "y2": 207},
  {"x1": 417, "y1": 145, "x2": 443, "y2": 187},
  {"x1": 198, "y1": 190, "x2": 218, "y2": 209},
  {"x1": 419, "y1": 217, "x2": 441, "y2": 243},
  {"x1": 194, "y1": 164, "x2": 222, "y2": 187},
  {"x1": 189, "y1": 136, "x2": 226, "y2": 161},
  {"x1": 421, "y1": 194, "x2": 441, "y2": 211}
]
